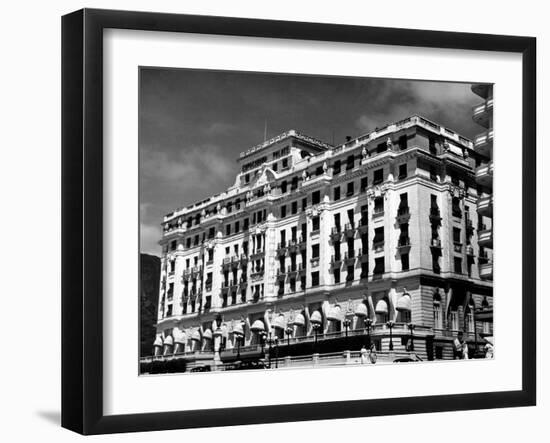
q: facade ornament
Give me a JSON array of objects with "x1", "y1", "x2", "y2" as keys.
[
  {"x1": 443, "y1": 140, "x2": 450, "y2": 151},
  {"x1": 322, "y1": 161, "x2": 328, "y2": 173},
  {"x1": 362, "y1": 146, "x2": 367, "y2": 159},
  {"x1": 386, "y1": 137, "x2": 393, "y2": 149}
]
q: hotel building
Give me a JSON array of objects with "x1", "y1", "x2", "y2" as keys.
[{"x1": 148, "y1": 114, "x2": 494, "y2": 370}]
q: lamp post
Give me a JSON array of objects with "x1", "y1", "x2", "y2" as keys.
[
  {"x1": 285, "y1": 326, "x2": 293, "y2": 347},
  {"x1": 407, "y1": 323, "x2": 416, "y2": 352},
  {"x1": 274, "y1": 337, "x2": 279, "y2": 368},
  {"x1": 266, "y1": 331, "x2": 274, "y2": 369},
  {"x1": 343, "y1": 317, "x2": 351, "y2": 338},
  {"x1": 365, "y1": 318, "x2": 373, "y2": 349},
  {"x1": 386, "y1": 320, "x2": 395, "y2": 351},
  {"x1": 312, "y1": 323, "x2": 321, "y2": 353}
]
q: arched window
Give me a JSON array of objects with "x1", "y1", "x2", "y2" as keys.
[{"x1": 433, "y1": 290, "x2": 443, "y2": 329}]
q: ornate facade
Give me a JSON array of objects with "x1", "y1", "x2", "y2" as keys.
[{"x1": 146, "y1": 114, "x2": 494, "y2": 371}]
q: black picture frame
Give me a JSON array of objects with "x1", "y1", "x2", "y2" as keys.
[{"x1": 61, "y1": 8, "x2": 537, "y2": 435}]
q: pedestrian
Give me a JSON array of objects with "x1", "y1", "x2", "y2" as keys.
[
  {"x1": 484, "y1": 336, "x2": 494, "y2": 358},
  {"x1": 360, "y1": 345, "x2": 368, "y2": 364},
  {"x1": 369, "y1": 343, "x2": 377, "y2": 364},
  {"x1": 453, "y1": 332, "x2": 464, "y2": 359}
]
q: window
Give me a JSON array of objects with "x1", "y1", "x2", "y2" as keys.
[
  {"x1": 466, "y1": 310, "x2": 475, "y2": 332},
  {"x1": 280, "y1": 205, "x2": 287, "y2": 218},
  {"x1": 451, "y1": 174, "x2": 460, "y2": 186},
  {"x1": 450, "y1": 311, "x2": 459, "y2": 330},
  {"x1": 312, "y1": 216, "x2": 320, "y2": 232},
  {"x1": 374, "y1": 196, "x2": 384, "y2": 214},
  {"x1": 186, "y1": 238, "x2": 191, "y2": 248},
  {"x1": 291, "y1": 201, "x2": 298, "y2": 214},
  {"x1": 291, "y1": 226, "x2": 297, "y2": 241},
  {"x1": 235, "y1": 221, "x2": 240, "y2": 233},
  {"x1": 453, "y1": 227, "x2": 461, "y2": 243},
  {"x1": 315, "y1": 166, "x2": 324, "y2": 176},
  {"x1": 433, "y1": 302, "x2": 443, "y2": 329},
  {"x1": 398, "y1": 163, "x2": 407, "y2": 179},
  {"x1": 312, "y1": 244, "x2": 320, "y2": 259},
  {"x1": 373, "y1": 257, "x2": 385, "y2": 276},
  {"x1": 373, "y1": 227, "x2": 384, "y2": 249},
  {"x1": 302, "y1": 198, "x2": 307, "y2": 211},
  {"x1": 452, "y1": 197, "x2": 462, "y2": 217},
  {"x1": 346, "y1": 265, "x2": 354, "y2": 281},
  {"x1": 227, "y1": 202, "x2": 233, "y2": 213},
  {"x1": 312, "y1": 190, "x2": 321, "y2": 205},
  {"x1": 226, "y1": 224, "x2": 231, "y2": 236},
  {"x1": 333, "y1": 160, "x2": 341, "y2": 174},
  {"x1": 166, "y1": 305, "x2": 173, "y2": 317},
  {"x1": 280, "y1": 229, "x2": 286, "y2": 245},
  {"x1": 429, "y1": 137, "x2": 437, "y2": 154},
  {"x1": 311, "y1": 271, "x2": 319, "y2": 287},
  {"x1": 208, "y1": 227, "x2": 215, "y2": 239},
  {"x1": 170, "y1": 240, "x2": 177, "y2": 251},
  {"x1": 334, "y1": 241, "x2": 341, "y2": 261},
  {"x1": 360, "y1": 177, "x2": 368, "y2": 192},
  {"x1": 430, "y1": 166, "x2": 438, "y2": 181},
  {"x1": 346, "y1": 181, "x2": 354, "y2": 196},
  {"x1": 398, "y1": 134, "x2": 408, "y2": 150},
  {"x1": 243, "y1": 218, "x2": 249, "y2": 230},
  {"x1": 432, "y1": 255, "x2": 441, "y2": 274},
  {"x1": 334, "y1": 213, "x2": 340, "y2": 231},
  {"x1": 376, "y1": 142, "x2": 387, "y2": 153},
  {"x1": 301, "y1": 223, "x2": 307, "y2": 238},
  {"x1": 373, "y1": 168, "x2": 383, "y2": 185},
  {"x1": 194, "y1": 235, "x2": 199, "y2": 246},
  {"x1": 454, "y1": 257, "x2": 463, "y2": 274},
  {"x1": 289, "y1": 278, "x2": 296, "y2": 292},
  {"x1": 334, "y1": 268, "x2": 341, "y2": 284},
  {"x1": 282, "y1": 158, "x2": 289, "y2": 169},
  {"x1": 401, "y1": 253, "x2": 410, "y2": 271},
  {"x1": 361, "y1": 262, "x2": 368, "y2": 279},
  {"x1": 346, "y1": 155, "x2": 355, "y2": 170},
  {"x1": 207, "y1": 249, "x2": 214, "y2": 262},
  {"x1": 245, "y1": 173, "x2": 250, "y2": 183},
  {"x1": 272, "y1": 162, "x2": 278, "y2": 172},
  {"x1": 334, "y1": 186, "x2": 341, "y2": 201}
]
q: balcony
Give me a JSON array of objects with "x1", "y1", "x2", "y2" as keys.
[
  {"x1": 250, "y1": 248, "x2": 265, "y2": 259},
  {"x1": 430, "y1": 238, "x2": 442, "y2": 251},
  {"x1": 479, "y1": 261, "x2": 493, "y2": 280},
  {"x1": 465, "y1": 245, "x2": 475, "y2": 256},
  {"x1": 373, "y1": 207, "x2": 384, "y2": 218},
  {"x1": 298, "y1": 236, "x2": 307, "y2": 250},
  {"x1": 288, "y1": 239, "x2": 298, "y2": 253},
  {"x1": 396, "y1": 206, "x2": 410, "y2": 224},
  {"x1": 344, "y1": 223, "x2": 355, "y2": 238},
  {"x1": 465, "y1": 218, "x2": 475, "y2": 235},
  {"x1": 358, "y1": 219, "x2": 368, "y2": 234},
  {"x1": 330, "y1": 226, "x2": 342, "y2": 241},
  {"x1": 358, "y1": 247, "x2": 368, "y2": 263},
  {"x1": 276, "y1": 241, "x2": 287, "y2": 256},
  {"x1": 477, "y1": 195, "x2": 493, "y2": 217},
  {"x1": 472, "y1": 98, "x2": 493, "y2": 129},
  {"x1": 473, "y1": 129, "x2": 494, "y2": 158},
  {"x1": 344, "y1": 251, "x2": 355, "y2": 264},
  {"x1": 250, "y1": 268, "x2": 265, "y2": 281},
  {"x1": 429, "y1": 207, "x2": 442, "y2": 225},
  {"x1": 478, "y1": 228, "x2": 493, "y2": 248},
  {"x1": 221, "y1": 257, "x2": 232, "y2": 269},
  {"x1": 453, "y1": 242, "x2": 463, "y2": 253},
  {"x1": 330, "y1": 254, "x2": 342, "y2": 267},
  {"x1": 397, "y1": 236, "x2": 411, "y2": 251},
  {"x1": 475, "y1": 161, "x2": 493, "y2": 189},
  {"x1": 373, "y1": 241, "x2": 384, "y2": 253},
  {"x1": 240, "y1": 254, "x2": 248, "y2": 264}
]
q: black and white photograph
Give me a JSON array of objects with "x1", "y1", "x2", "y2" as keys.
[{"x1": 139, "y1": 69, "x2": 494, "y2": 374}]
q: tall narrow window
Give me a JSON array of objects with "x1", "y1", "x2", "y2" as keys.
[
  {"x1": 312, "y1": 190, "x2": 321, "y2": 205},
  {"x1": 373, "y1": 168, "x2": 384, "y2": 185},
  {"x1": 333, "y1": 160, "x2": 341, "y2": 174},
  {"x1": 311, "y1": 271, "x2": 319, "y2": 287},
  {"x1": 360, "y1": 176, "x2": 368, "y2": 192},
  {"x1": 312, "y1": 216, "x2": 320, "y2": 232},
  {"x1": 401, "y1": 253, "x2": 410, "y2": 271},
  {"x1": 280, "y1": 205, "x2": 287, "y2": 218},
  {"x1": 346, "y1": 181, "x2": 354, "y2": 196},
  {"x1": 399, "y1": 134, "x2": 408, "y2": 150},
  {"x1": 398, "y1": 163, "x2": 407, "y2": 179},
  {"x1": 334, "y1": 186, "x2": 341, "y2": 201}
]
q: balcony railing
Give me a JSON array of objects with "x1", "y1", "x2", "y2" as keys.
[
  {"x1": 473, "y1": 129, "x2": 494, "y2": 157},
  {"x1": 373, "y1": 241, "x2": 384, "y2": 252},
  {"x1": 397, "y1": 237, "x2": 411, "y2": 249},
  {"x1": 453, "y1": 242, "x2": 463, "y2": 253}
]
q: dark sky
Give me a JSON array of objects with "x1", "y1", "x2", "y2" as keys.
[{"x1": 139, "y1": 68, "x2": 481, "y2": 256}]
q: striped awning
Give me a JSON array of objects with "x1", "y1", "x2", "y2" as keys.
[
  {"x1": 327, "y1": 305, "x2": 343, "y2": 322},
  {"x1": 354, "y1": 302, "x2": 368, "y2": 317},
  {"x1": 310, "y1": 310, "x2": 323, "y2": 325},
  {"x1": 250, "y1": 319, "x2": 265, "y2": 332},
  {"x1": 272, "y1": 315, "x2": 286, "y2": 330},
  {"x1": 396, "y1": 295, "x2": 412, "y2": 312},
  {"x1": 375, "y1": 299, "x2": 388, "y2": 314},
  {"x1": 153, "y1": 336, "x2": 164, "y2": 347},
  {"x1": 202, "y1": 328, "x2": 213, "y2": 340},
  {"x1": 163, "y1": 335, "x2": 174, "y2": 346},
  {"x1": 292, "y1": 313, "x2": 306, "y2": 326},
  {"x1": 190, "y1": 330, "x2": 201, "y2": 341}
]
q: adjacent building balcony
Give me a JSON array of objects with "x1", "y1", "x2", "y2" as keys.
[
  {"x1": 396, "y1": 206, "x2": 410, "y2": 224},
  {"x1": 397, "y1": 236, "x2": 411, "y2": 251},
  {"x1": 344, "y1": 223, "x2": 355, "y2": 238},
  {"x1": 477, "y1": 194, "x2": 493, "y2": 218},
  {"x1": 472, "y1": 98, "x2": 493, "y2": 129},
  {"x1": 471, "y1": 83, "x2": 492, "y2": 100},
  {"x1": 478, "y1": 228, "x2": 493, "y2": 248},
  {"x1": 330, "y1": 226, "x2": 342, "y2": 241},
  {"x1": 475, "y1": 161, "x2": 493, "y2": 189},
  {"x1": 250, "y1": 248, "x2": 265, "y2": 259},
  {"x1": 473, "y1": 129, "x2": 494, "y2": 158},
  {"x1": 344, "y1": 250, "x2": 355, "y2": 264},
  {"x1": 479, "y1": 261, "x2": 493, "y2": 280},
  {"x1": 330, "y1": 254, "x2": 342, "y2": 267}
]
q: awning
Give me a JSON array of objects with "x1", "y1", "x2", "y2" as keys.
[
  {"x1": 375, "y1": 299, "x2": 388, "y2": 314},
  {"x1": 354, "y1": 302, "x2": 368, "y2": 317},
  {"x1": 163, "y1": 335, "x2": 174, "y2": 346},
  {"x1": 310, "y1": 310, "x2": 323, "y2": 325},
  {"x1": 250, "y1": 319, "x2": 265, "y2": 332},
  {"x1": 327, "y1": 305, "x2": 343, "y2": 322},
  {"x1": 292, "y1": 313, "x2": 306, "y2": 326},
  {"x1": 174, "y1": 331, "x2": 186, "y2": 344},
  {"x1": 396, "y1": 295, "x2": 412, "y2": 312},
  {"x1": 153, "y1": 336, "x2": 164, "y2": 347},
  {"x1": 272, "y1": 315, "x2": 286, "y2": 330},
  {"x1": 202, "y1": 329, "x2": 213, "y2": 340},
  {"x1": 232, "y1": 322, "x2": 244, "y2": 336},
  {"x1": 190, "y1": 330, "x2": 201, "y2": 341}
]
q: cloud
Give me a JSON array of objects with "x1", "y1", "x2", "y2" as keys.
[{"x1": 140, "y1": 222, "x2": 161, "y2": 256}]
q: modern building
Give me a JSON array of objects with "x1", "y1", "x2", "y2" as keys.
[{"x1": 146, "y1": 114, "x2": 494, "y2": 371}]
